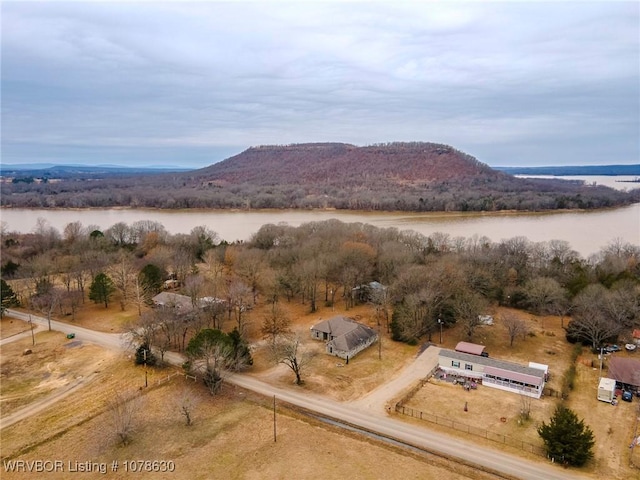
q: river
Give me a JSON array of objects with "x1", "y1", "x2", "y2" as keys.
[{"x1": 1, "y1": 203, "x2": 638, "y2": 259}]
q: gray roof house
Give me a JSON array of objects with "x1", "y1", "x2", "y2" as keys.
[
  {"x1": 152, "y1": 293, "x2": 227, "y2": 311},
  {"x1": 310, "y1": 316, "x2": 378, "y2": 360},
  {"x1": 152, "y1": 292, "x2": 194, "y2": 311}
]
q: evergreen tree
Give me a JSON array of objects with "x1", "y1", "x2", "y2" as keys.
[
  {"x1": 135, "y1": 343, "x2": 157, "y2": 366},
  {"x1": 139, "y1": 263, "x2": 165, "y2": 299},
  {"x1": 538, "y1": 405, "x2": 595, "y2": 466},
  {"x1": 0, "y1": 279, "x2": 19, "y2": 316},
  {"x1": 89, "y1": 272, "x2": 115, "y2": 308}
]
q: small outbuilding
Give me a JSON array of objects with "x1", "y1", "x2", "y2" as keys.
[{"x1": 598, "y1": 377, "x2": 616, "y2": 403}]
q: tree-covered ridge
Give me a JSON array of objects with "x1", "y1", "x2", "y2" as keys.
[
  {"x1": 2, "y1": 142, "x2": 639, "y2": 211},
  {"x1": 198, "y1": 142, "x2": 498, "y2": 185}
]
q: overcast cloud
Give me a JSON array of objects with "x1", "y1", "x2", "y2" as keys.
[{"x1": 1, "y1": 1, "x2": 638, "y2": 167}]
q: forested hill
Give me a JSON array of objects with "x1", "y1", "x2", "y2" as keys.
[
  {"x1": 197, "y1": 142, "x2": 499, "y2": 185},
  {"x1": 2, "y1": 142, "x2": 639, "y2": 211}
]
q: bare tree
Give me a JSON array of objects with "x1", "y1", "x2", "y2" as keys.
[
  {"x1": 502, "y1": 312, "x2": 529, "y2": 347},
  {"x1": 567, "y1": 284, "x2": 623, "y2": 350},
  {"x1": 30, "y1": 287, "x2": 64, "y2": 332},
  {"x1": 108, "y1": 252, "x2": 137, "y2": 311},
  {"x1": 261, "y1": 302, "x2": 291, "y2": 345},
  {"x1": 519, "y1": 392, "x2": 532, "y2": 421},
  {"x1": 453, "y1": 290, "x2": 487, "y2": 341},
  {"x1": 226, "y1": 278, "x2": 252, "y2": 336},
  {"x1": 234, "y1": 248, "x2": 266, "y2": 303},
  {"x1": 524, "y1": 276, "x2": 566, "y2": 315},
  {"x1": 176, "y1": 386, "x2": 201, "y2": 426},
  {"x1": 186, "y1": 329, "x2": 251, "y2": 395},
  {"x1": 270, "y1": 335, "x2": 316, "y2": 385},
  {"x1": 183, "y1": 273, "x2": 204, "y2": 307},
  {"x1": 106, "y1": 390, "x2": 142, "y2": 446}
]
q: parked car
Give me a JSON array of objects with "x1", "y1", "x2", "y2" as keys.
[
  {"x1": 622, "y1": 391, "x2": 633, "y2": 402},
  {"x1": 604, "y1": 345, "x2": 621, "y2": 353}
]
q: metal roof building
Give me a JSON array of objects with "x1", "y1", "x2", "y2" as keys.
[{"x1": 438, "y1": 349, "x2": 546, "y2": 398}]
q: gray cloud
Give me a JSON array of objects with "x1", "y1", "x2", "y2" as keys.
[{"x1": 1, "y1": 1, "x2": 638, "y2": 167}]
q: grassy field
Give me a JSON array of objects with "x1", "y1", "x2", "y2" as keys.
[
  {"x1": 2, "y1": 296, "x2": 639, "y2": 479},
  {"x1": 399, "y1": 308, "x2": 640, "y2": 479},
  {"x1": 1, "y1": 324, "x2": 490, "y2": 480}
]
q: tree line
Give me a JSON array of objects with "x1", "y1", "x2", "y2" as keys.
[{"x1": 2, "y1": 217, "x2": 638, "y2": 353}]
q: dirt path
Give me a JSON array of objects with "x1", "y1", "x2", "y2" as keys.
[
  {"x1": 351, "y1": 343, "x2": 440, "y2": 413},
  {"x1": 0, "y1": 324, "x2": 44, "y2": 346},
  {"x1": 0, "y1": 371, "x2": 99, "y2": 430}
]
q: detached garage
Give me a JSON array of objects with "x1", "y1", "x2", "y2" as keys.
[{"x1": 608, "y1": 357, "x2": 640, "y2": 391}]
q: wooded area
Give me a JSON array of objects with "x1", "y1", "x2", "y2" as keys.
[
  {"x1": 2, "y1": 218, "x2": 638, "y2": 358},
  {"x1": 2, "y1": 142, "x2": 638, "y2": 211}
]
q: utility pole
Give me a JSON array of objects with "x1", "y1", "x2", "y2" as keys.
[
  {"x1": 144, "y1": 349, "x2": 148, "y2": 387},
  {"x1": 273, "y1": 395, "x2": 277, "y2": 443},
  {"x1": 29, "y1": 314, "x2": 35, "y2": 346},
  {"x1": 598, "y1": 347, "x2": 603, "y2": 380},
  {"x1": 438, "y1": 318, "x2": 443, "y2": 344}
]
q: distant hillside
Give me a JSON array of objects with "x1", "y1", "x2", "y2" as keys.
[
  {"x1": 0, "y1": 164, "x2": 192, "y2": 179},
  {"x1": 196, "y1": 142, "x2": 498, "y2": 186},
  {"x1": 495, "y1": 164, "x2": 640, "y2": 176},
  {"x1": 1, "y1": 142, "x2": 638, "y2": 211}
]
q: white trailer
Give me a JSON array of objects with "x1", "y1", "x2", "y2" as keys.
[{"x1": 598, "y1": 377, "x2": 616, "y2": 403}]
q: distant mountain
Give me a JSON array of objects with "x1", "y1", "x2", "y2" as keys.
[
  {"x1": 0, "y1": 163, "x2": 193, "y2": 179},
  {"x1": 495, "y1": 164, "x2": 640, "y2": 176},
  {"x1": 195, "y1": 142, "x2": 499, "y2": 185},
  {"x1": 2, "y1": 142, "x2": 638, "y2": 211}
]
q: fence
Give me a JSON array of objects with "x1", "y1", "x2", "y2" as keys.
[
  {"x1": 631, "y1": 402, "x2": 640, "y2": 470},
  {"x1": 395, "y1": 366, "x2": 546, "y2": 458},
  {"x1": 395, "y1": 404, "x2": 546, "y2": 457}
]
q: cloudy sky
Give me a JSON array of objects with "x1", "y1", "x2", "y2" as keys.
[{"x1": 2, "y1": 1, "x2": 639, "y2": 168}]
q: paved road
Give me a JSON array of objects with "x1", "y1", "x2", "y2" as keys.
[{"x1": 3, "y1": 309, "x2": 587, "y2": 480}]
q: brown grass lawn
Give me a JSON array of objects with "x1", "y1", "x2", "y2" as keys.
[
  {"x1": 1, "y1": 336, "x2": 485, "y2": 480},
  {"x1": 399, "y1": 307, "x2": 640, "y2": 480},
  {"x1": 3, "y1": 296, "x2": 640, "y2": 479}
]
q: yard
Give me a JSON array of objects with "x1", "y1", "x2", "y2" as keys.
[
  {"x1": 0, "y1": 322, "x2": 485, "y2": 480},
  {"x1": 3, "y1": 296, "x2": 639, "y2": 479},
  {"x1": 396, "y1": 308, "x2": 640, "y2": 479}
]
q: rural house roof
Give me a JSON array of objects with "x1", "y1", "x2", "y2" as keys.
[
  {"x1": 455, "y1": 341, "x2": 486, "y2": 356},
  {"x1": 440, "y1": 350, "x2": 545, "y2": 386},
  {"x1": 311, "y1": 316, "x2": 378, "y2": 354},
  {"x1": 607, "y1": 357, "x2": 640, "y2": 387},
  {"x1": 311, "y1": 316, "x2": 363, "y2": 338},
  {"x1": 152, "y1": 292, "x2": 194, "y2": 310},
  {"x1": 328, "y1": 324, "x2": 377, "y2": 353}
]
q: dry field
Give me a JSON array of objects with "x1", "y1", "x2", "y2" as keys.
[
  {"x1": 2, "y1": 296, "x2": 640, "y2": 479},
  {"x1": 1, "y1": 320, "x2": 490, "y2": 480}
]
